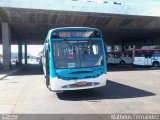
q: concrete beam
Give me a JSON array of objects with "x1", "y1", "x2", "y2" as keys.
[
  {"x1": 0, "y1": 8, "x2": 10, "y2": 22},
  {"x1": 2, "y1": 22, "x2": 11, "y2": 70}
]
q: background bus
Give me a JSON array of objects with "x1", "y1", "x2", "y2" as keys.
[
  {"x1": 107, "y1": 51, "x2": 133, "y2": 65},
  {"x1": 133, "y1": 49, "x2": 160, "y2": 67},
  {"x1": 42, "y1": 27, "x2": 107, "y2": 92}
]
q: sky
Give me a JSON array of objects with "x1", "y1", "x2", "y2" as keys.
[
  {"x1": 0, "y1": 45, "x2": 43, "y2": 56},
  {"x1": 139, "y1": 0, "x2": 160, "y2": 16},
  {"x1": 79, "y1": 0, "x2": 160, "y2": 16}
]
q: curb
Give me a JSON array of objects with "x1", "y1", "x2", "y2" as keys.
[{"x1": 0, "y1": 67, "x2": 23, "y2": 80}]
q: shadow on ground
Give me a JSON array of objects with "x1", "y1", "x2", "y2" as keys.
[{"x1": 56, "y1": 80, "x2": 155, "y2": 101}]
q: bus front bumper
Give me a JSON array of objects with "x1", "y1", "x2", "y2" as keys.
[{"x1": 50, "y1": 74, "x2": 107, "y2": 91}]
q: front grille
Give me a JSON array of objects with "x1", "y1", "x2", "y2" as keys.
[{"x1": 57, "y1": 71, "x2": 103, "y2": 80}]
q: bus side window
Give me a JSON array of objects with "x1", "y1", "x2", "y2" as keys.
[
  {"x1": 148, "y1": 52, "x2": 153, "y2": 58},
  {"x1": 144, "y1": 51, "x2": 148, "y2": 58},
  {"x1": 144, "y1": 51, "x2": 153, "y2": 58},
  {"x1": 135, "y1": 51, "x2": 144, "y2": 57},
  {"x1": 144, "y1": 55, "x2": 147, "y2": 58},
  {"x1": 154, "y1": 50, "x2": 160, "y2": 57}
]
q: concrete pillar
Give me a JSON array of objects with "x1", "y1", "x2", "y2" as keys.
[
  {"x1": 18, "y1": 41, "x2": 22, "y2": 65},
  {"x1": 24, "y1": 44, "x2": 27, "y2": 64},
  {"x1": 2, "y1": 22, "x2": 11, "y2": 70}
]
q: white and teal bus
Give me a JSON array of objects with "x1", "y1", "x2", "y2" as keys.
[
  {"x1": 42, "y1": 27, "x2": 107, "y2": 92},
  {"x1": 133, "y1": 48, "x2": 160, "y2": 67}
]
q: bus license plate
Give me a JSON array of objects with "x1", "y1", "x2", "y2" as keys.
[{"x1": 77, "y1": 82, "x2": 87, "y2": 86}]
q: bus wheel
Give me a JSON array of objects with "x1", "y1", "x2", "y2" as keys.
[
  {"x1": 153, "y1": 62, "x2": 159, "y2": 68},
  {"x1": 120, "y1": 61, "x2": 125, "y2": 65}
]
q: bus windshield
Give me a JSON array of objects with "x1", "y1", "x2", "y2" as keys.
[{"x1": 53, "y1": 40, "x2": 103, "y2": 69}]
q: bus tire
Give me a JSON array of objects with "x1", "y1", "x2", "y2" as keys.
[
  {"x1": 120, "y1": 61, "x2": 125, "y2": 65},
  {"x1": 153, "y1": 61, "x2": 159, "y2": 68}
]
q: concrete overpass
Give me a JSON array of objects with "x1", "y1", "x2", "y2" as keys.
[{"x1": 0, "y1": 0, "x2": 160, "y2": 69}]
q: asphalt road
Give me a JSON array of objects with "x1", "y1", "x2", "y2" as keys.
[{"x1": 0, "y1": 64, "x2": 160, "y2": 114}]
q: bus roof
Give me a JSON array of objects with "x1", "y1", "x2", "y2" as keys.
[{"x1": 49, "y1": 27, "x2": 101, "y2": 32}]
